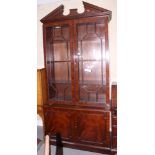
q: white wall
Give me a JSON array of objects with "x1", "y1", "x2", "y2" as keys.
[{"x1": 37, "y1": 0, "x2": 117, "y2": 82}]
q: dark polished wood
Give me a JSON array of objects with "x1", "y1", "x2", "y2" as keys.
[
  {"x1": 111, "y1": 82, "x2": 117, "y2": 153},
  {"x1": 111, "y1": 82, "x2": 117, "y2": 108},
  {"x1": 40, "y1": 1, "x2": 114, "y2": 154},
  {"x1": 41, "y1": 2, "x2": 111, "y2": 23}
]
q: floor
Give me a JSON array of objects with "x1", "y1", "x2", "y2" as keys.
[
  {"x1": 38, "y1": 144, "x2": 108, "y2": 155},
  {"x1": 37, "y1": 125, "x2": 108, "y2": 155}
]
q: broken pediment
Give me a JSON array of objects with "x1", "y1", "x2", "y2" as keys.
[{"x1": 40, "y1": 1, "x2": 112, "y2": 23}]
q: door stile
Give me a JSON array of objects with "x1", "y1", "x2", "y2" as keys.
[
  {"x1": 72, "y1": 20, "x2": 80, "y2": 103},
  {"x1": 69, "y1": 20, "x2": 77, "y2": 103}
]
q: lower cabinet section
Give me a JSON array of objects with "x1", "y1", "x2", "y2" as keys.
[{"x1": 44, "y1": 106, "x2": 111, "y2": 153}]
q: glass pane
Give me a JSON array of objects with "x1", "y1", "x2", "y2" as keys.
[
  {"x1": 78, "y1": 40, "x2": 101, "y2": 60},
  {"x1": 49, "y1": 82, "x2": 72, "y2": 101},
  {"x1": 48, "y1": 25, "x2": 71, "y2": 101},
  {"x1": 77, "y1": 23, "x2": 106, "y2": 103},
  {"x1": 79, "y1": 85, "x2": 106, "y2": 102},
  {"x1": 53, "y1": 42, "x2": 70, "y2": 61},
  {"x1": 53, "y1": 25, "x2": 70, "y2": 61},
  {"x1": 79, "y1": 61, "x2": 102, "y2": 84},
  {"x1": 54, "y1": 62, "x2": 71, "y2": 82}
]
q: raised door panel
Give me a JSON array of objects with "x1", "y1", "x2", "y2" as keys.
[
  {"x1": 45, "y1": 108, "x2": 74, "y2": 141},
  {"x1": 76, "y1": 111, "x2": 110, "y2": 147}
]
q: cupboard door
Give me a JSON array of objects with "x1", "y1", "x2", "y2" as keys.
[
  {"x1": 44, "y1": 108, "x2": 74, "y2": 141},
  {"x1": 76, "y1": 110, "x2": 110, "y2": 146},
  {"x1": 45, "y1": 24, "x2": 72, "y2": 101},
  {"x1": 74, "y1": 18, "x2": 109, "y2": 104}
]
